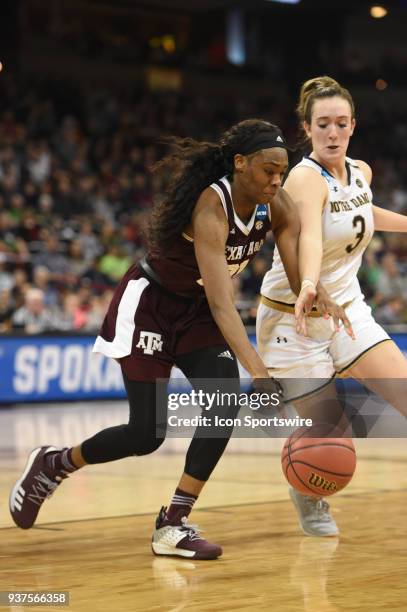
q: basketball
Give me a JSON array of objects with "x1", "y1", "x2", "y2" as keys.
[{"x1": 281, "y1": 423, "x2": 357, "y2": 497}]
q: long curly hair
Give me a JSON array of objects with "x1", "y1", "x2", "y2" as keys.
[{"x1": 147, "y1": 118, "x2": 281, "y2": 252}]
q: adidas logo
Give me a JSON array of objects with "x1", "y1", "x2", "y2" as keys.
[
  {"x1": 276, "y1": 135, "x2": 283, "y2": 142},
  {"x1": 10, "y1": 485, "x2": 25, "y2": 512},
  {"x1": 217, "y1": 350, "x2": 234, "y2": 360}
]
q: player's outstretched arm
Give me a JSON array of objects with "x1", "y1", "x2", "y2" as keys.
[
  {"x1": 282, "y1": 168, "x2": 328, "y2": 335},
  {"x1": 271, "y1": 188, "x2": 317, "y2": 335},
  {"x1": 357, "y1": 159, "x2": 407, "y2": 232},
  {"x1": 372, "y1": 205, "x2": 407, "y2": 233}
]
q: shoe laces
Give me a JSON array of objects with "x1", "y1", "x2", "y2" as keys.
[
  {"x1": 304, "y1": 496, "x2": 331, "y2": 522},
  {"x1": 27, "y1": 470, "x2": 69, "y2": 506},
  {"x1": 180, "y1": 516, "x2": 203, "y2": 541}
]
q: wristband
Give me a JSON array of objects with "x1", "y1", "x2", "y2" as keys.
[{"x1": 301, "y1": 279, "x2": 316, "y2": 291}]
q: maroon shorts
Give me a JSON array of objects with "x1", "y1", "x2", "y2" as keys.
[{"x1": 92, "y1": 264, "x2": 226, "y2": 381}]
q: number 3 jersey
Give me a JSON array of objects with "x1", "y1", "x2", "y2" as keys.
[
  {"x1": 148, "y1": 175, "x2": 272, "y2": 297},
  {"x1": 261, "y1": 156, "x2": 374, "y2": 305}
]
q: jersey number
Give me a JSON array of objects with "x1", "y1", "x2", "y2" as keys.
[
  {"x1": 196, "y1": 259, "x2": 250, "y2": 286},
  {"x1": 346, "y1": 215, "x2": 365, "y2": 253}
]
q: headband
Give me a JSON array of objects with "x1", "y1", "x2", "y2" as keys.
[{"x1": 238, "y1": 131, "x2": 287, "y2": 155}]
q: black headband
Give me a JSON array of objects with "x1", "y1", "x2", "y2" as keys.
[{"x1": 239, "y1": 132, "x2": 287, "y2": 155}]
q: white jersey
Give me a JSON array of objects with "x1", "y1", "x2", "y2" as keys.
[{"x1": 261, "y1": 156, "x2": 374, "y2": 305}]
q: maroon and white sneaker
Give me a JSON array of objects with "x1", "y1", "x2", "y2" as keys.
[
  {"x1": 9, "y1": 446, "x2": 69, "y2": 529},
  {"x1": 152, "y1": 507, "x2": 222, "y2": 560}
]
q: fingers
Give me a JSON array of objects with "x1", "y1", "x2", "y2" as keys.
[
  {"x1": 294, "y1": 287, "x2": 315, "y2": 336},
  {"x1": 341, "y1": 311, "x2": 355, "y2": 340},
  {"x1": 304, "y1": 288, "x2": 317, "y2": 314},
  {"x1": 295, "y1": 308, "x2": 308, "y2": 336},
  {"x1": 329, "y1": 308, "x2": 355, "y2": 339},
  {"x1": 331, "y1": 307, "x2": 355, "y2": 339},
  {"x1": 294, "y1": 297, "x2": 305, "y2": 323},
  {"x1": 297, "y1": 318, "x2": 308, "y2": 336},
  {"x1": 316, "y1": 298, "x2": 328, "y2": 317},
  {"x1": 332, "y1": 312, "x2": 340, "y2": 333}
]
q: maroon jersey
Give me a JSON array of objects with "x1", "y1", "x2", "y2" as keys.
[{"x1": 148, "y1": 176, "x2": 272, "y2": 296}]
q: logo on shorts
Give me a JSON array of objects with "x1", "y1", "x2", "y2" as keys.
[
  {"x1": 276, "y1": 336, "x2": 288, "y2": 343},
  {"x1": 218, "y1": 350, "x2": 234, "y2": 360},
  {"x1": 136, "y1": 331, "x2": 163, "y2": 355}
]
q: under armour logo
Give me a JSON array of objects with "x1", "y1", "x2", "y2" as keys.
[
  {"x1": 276, "y1": 337, "x2": 288, "y2": 344},
  {"x1": 218, "y1": 350, "x2": 234, "y2": 360},
  {"x1": 136, "y1": 331, "x2": 163, "y2": 355},
  {"x1": 333, "y1": 186, "x2": 338, "y2": 192}
]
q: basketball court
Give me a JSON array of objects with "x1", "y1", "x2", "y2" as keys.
[{"x1": 1, "y1": 401, "x2": 406, "y2": 611}]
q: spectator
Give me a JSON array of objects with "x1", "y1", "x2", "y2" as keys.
[
  {"x1": 0, "y1": 74, "x2": 406, "y2": 329},
  {"x1": 33, "y1": 236, "x2": 70, "y2": 283},
  {"x1": 0, "y1": 287, "x2": 13, "y2": 331},
  {"x1": 98, "y1": 244, "x2": 131, "y2": 282},
  {"x1": 53, "y1": 293, "x2": 87, "y2": 331},
  {"x1": 375, "y1": 252, "x2": 407, "y2": 305},
  {"x1": 12, "y1": 287, "x2": 56, "y2": 334},
  {"x1": 32, "y1": 266, "x2": 59, "y2": 307},
  {"x1": 374, "y1": 295, "x2": 406, "y2": 326},
  {"x1": 77, "y1": 220, "x2": 101, "y2": 263}
]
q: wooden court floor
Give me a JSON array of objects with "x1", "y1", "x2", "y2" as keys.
[{"x1": 1, "y1": 440, "x2": 406, "y2": 611}]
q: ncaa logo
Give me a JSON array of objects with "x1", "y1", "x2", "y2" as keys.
[
  {"x1": 136, "y1": 331, "x2": 163, "y2": 355},
  {"x1": 356, "y1": 178, "x2": 363, "y2": 188}
]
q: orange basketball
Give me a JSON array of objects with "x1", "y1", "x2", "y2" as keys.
[{"x1": 281, "y1": 423, "x2": 356, "y2": 497}]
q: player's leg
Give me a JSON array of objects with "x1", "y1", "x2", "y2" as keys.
[
  {"x1": 9, "y1": 374, "x2": 166, "y2": 529},
  {"x1": 10, "y1": 265, "x2": 179, "y2": 529},
  {"x1": 257, "y1": 302, "x2": 341, "y2": 536},
  {"x1": 330, "y1": 296, "x2": 407, "y2": 415},
  {"x1": 277, "y1": 381, "x2": 343, "y2": 538},
  {"x1": 152, "y1": 345, "x2": 240, "y2": 559},
  {"x1": 344, "y1": 340, "x2": 407, "y2": 417}
]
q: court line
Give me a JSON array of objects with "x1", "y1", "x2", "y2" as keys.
[{"x1": 1, "y1": 486, "x2": 406, "y2": 531}]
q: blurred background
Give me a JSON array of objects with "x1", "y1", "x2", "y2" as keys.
[{"x1": 0, "y1": 0, "x2": 406, "y2": 342}]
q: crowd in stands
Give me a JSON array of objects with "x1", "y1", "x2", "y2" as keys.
[{"x1": 0, "y1": 74, "x2": 406, "y2": 334}]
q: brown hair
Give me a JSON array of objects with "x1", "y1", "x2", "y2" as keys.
[{"x1": 296, "y1": 76, "x2": 355, "y2": 141}]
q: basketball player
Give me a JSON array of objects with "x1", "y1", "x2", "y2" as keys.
[
  {"x1": 257, "y1": 76, "x2": 407, "y2": 537},
  {"x1": 11, "y1": 119, "x2": 338, "y2": 559}
]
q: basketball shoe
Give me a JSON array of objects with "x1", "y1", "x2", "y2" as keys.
[
  {"x1": 152, "y1": 507, "x2": 222, "y2": 560},
  {"x1": 10, "y1": 446, "x2": 69, "y2": 529},
  {"x1": 289, "y1": 488, "x2": 339, "y2": 537}
]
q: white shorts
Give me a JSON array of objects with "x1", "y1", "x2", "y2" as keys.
[{"x1": 256, "y1": 293, "x2": 390, "y2": 399}]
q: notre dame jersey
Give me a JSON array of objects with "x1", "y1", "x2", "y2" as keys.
[
  {"x1": 149, "y1": 176, "x2": 272, "y2": 296},
  {"x1": 261, "y1": 156, "x2": 374, "y2": 305}
]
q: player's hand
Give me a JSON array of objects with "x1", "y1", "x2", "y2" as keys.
[
  {"x1": 315, "y1": 286, "x2": 355, "y2": 339},
  {"x1": 294, "y1": 284, "x2": 317, "y2": 336},
  {"x1": 252, "y1": 376, "x2": 284, "y2": 400},
  {"x1": 252, "y1": 376, "x2": 286, "y2": 417}
]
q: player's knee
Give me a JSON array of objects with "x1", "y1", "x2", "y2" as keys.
[
  {"x1": 132, "y1": 437, "x2": 164, "y2": 456},
  {"x1": 121, "y1": 422, "x2": 165, "y2": 456}
]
